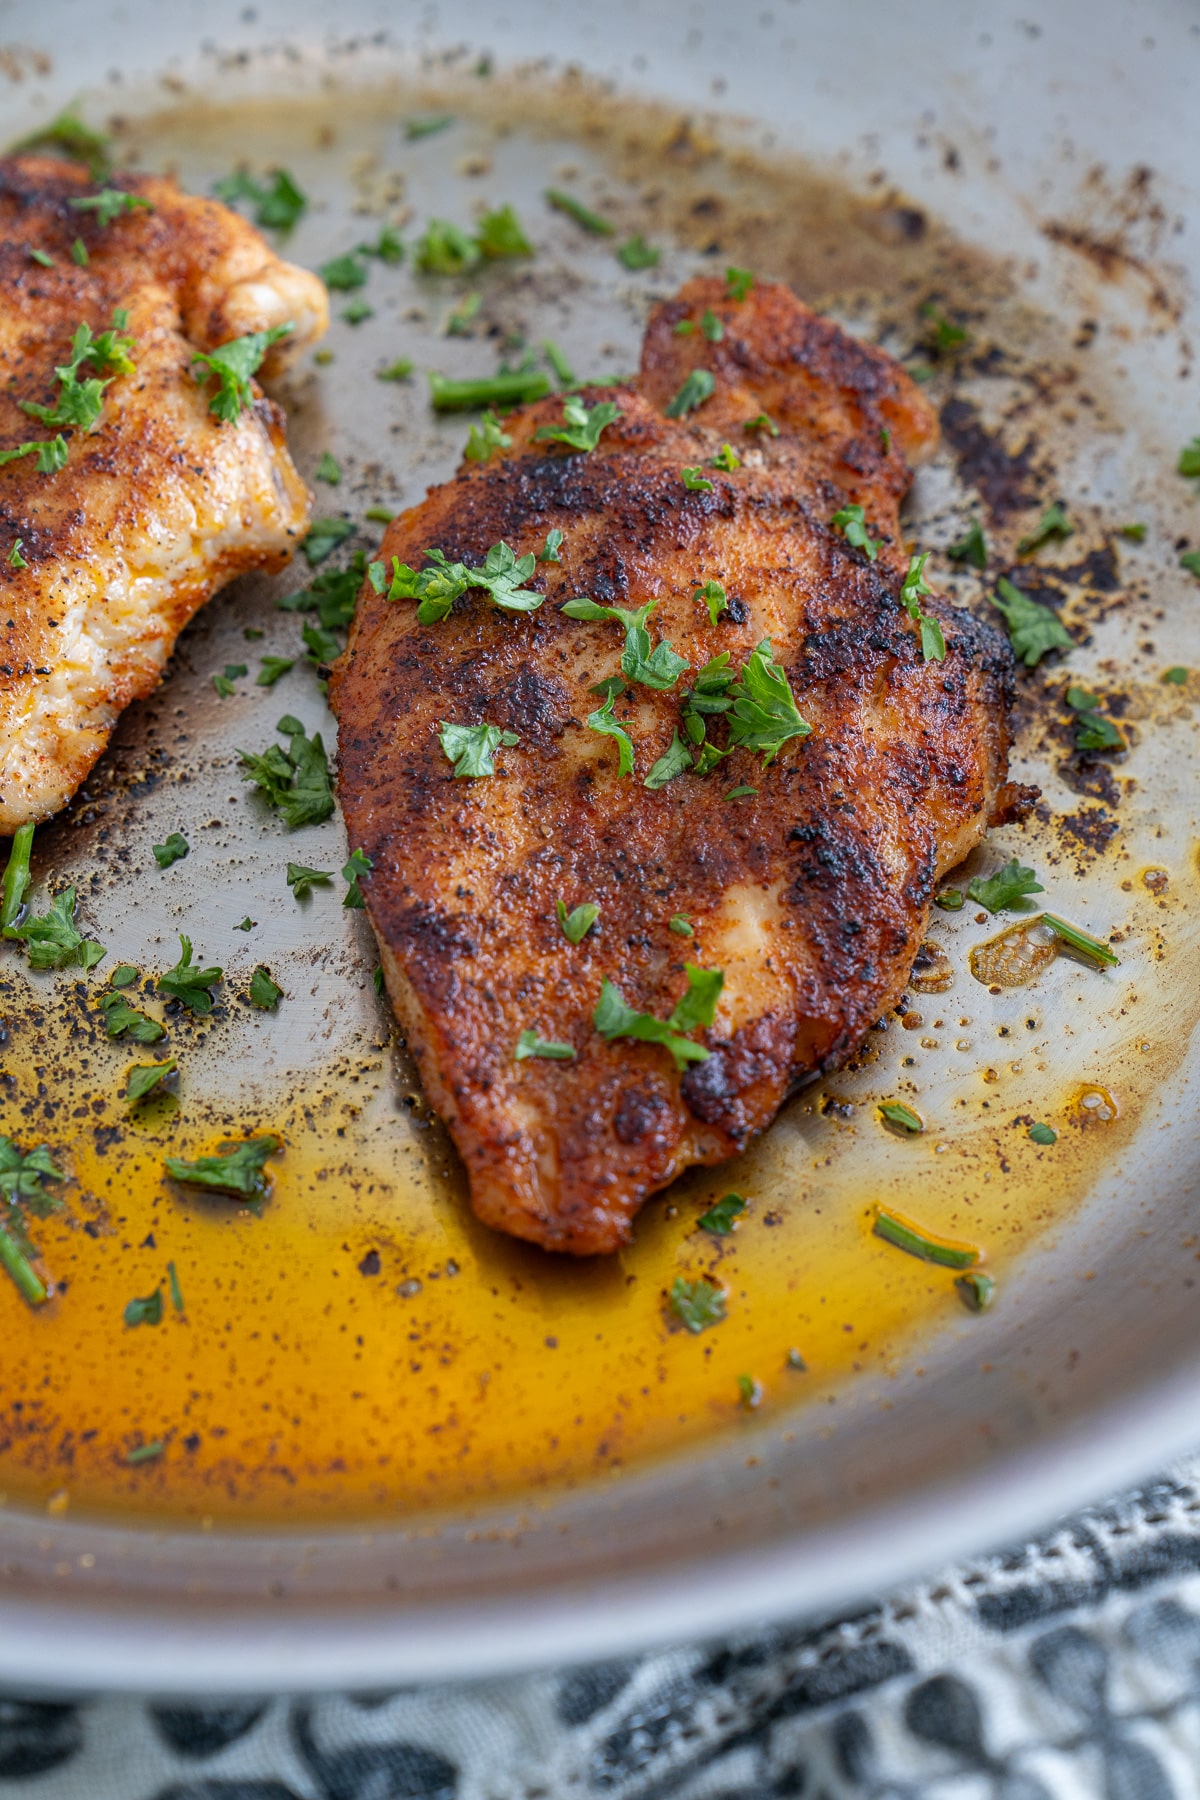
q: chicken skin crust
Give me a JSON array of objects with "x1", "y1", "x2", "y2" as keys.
[
  {"x1": 331, "y1": 276, "x2": 1017, "y2": 1255},
  {"x1": 0, "y1": 154, "x2": 328, "y2": 833}
]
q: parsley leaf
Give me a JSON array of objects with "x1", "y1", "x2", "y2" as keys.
[
  {"x1": 617, "y1": 234, "x2": 660, "y2": 269},
  {"x1": 1066, "y1": 685, "x2": 1125, "y2": 751},
  {"x1": 286, "y1": 862, "x2": 333, "y2": 899},
  {"x1": 726, "y1": 639, "x2": 811, "y2": 765},
  {"x1": 278, "y1": 549, "x2": 365, "y2": 626},
  {"x1": 0, "y1": 1137, "x2": 65, "y2": 1203},
  {"x1": 5, "y1": 886, "x2": 105, "y2": 970},
  {"x1": 644, "y1": 730, "x2": 693, "y2": 790},
  {"x1": 1017, "y1": 502, "x2": 1074, "y2": 556},
  {"x1": 1028, "y1": 1121, "x2": 1057, "y2": 1145},
  {"x1": 669, "y1": 1275, "x2": 726, "y2": 1332},
  {"x1": 342, "y1": 847, "x2": 373, "y2": 909},
  {"x1": 476, "y1": 203, "x2": 533, "y2": 259},
  {"x1": 315, "y1": 451, "x2": 341, "y2": 485},
  {"x1": 682, "y1": 466, "x2": 714, "y2": 493},
  {"x1": 831, "y1": 503, "x2": 879, "y2": 561},
  {"x1": 360, "y1": 223, "x2": 405, "y2": 264},
  {"x1": 192, "y1": 323, "x2": 293, "y2": 424},
  {"x1": 725, "y1": 266, "x2": 754, "y2": 301},
  {"x1": 378, "y1": 357, "x2": 413, "y2": 382},
  {"x1": 557, "y1": 900, "x2": 599, "y2": 944},
  {"x1": 898, "y1": 552, "x2": 946, "y2": 661},
  {"x1": 124, "y1": 1288, "x2": 163, "y2": 1327},
  {"x1": 157, "y1": 936, "x2": 222, "y2": 1015},
  {"x1": 562, "y1": 596, "x2": 689, "y2": 691},
  {"x1": 967, "y1": 857, "x2": 1044, "y2": 913},
  {"x1": 69, "y1": 187, "x2": 152, "y2": 228},
  {"x1": 7, "y1": 539, "x2": 27, "y2": 568},
  {"x1": 593, "y1": 963, "x2": 722, "y2": 1070},
  {"x1": 405, "y1": 114, "x2": 454, "y2": 140},
  {"x1": 1163, "y1": 666, "x2": 1189, "y2": 684},
  {"x1": 414, "y1": 219, "x2": 479, "y2": 275},
  {"x1": 669, "y1": 913, "x2": 694, "y2": 936},
  {"x1": 693, "y1": 580, "x2": 728, "y2": 625},
  {"x1": 238, "y1": 716, "x2": 336, "y2": 829},
  {"x1": 319, "y1": 252, "x2": 367, "y2": 291},
  {"x1": 697, "y1": 1193, "x2": 745, "y2": 1234},
  {"x1": 585, "y1": 691, "x2": 635, "y2": 776},
  {"x1": 991, "y1": 576, "x2": 1073, "y2": 665},
  {"x1": 152, "y1": 832, "x2": 188, "y2": 869},
  {"x1": 248, "y1": 966, "x2": 282, "y2": 1009},
  {"x1": 10, "y1": 108, "x2": 111, "y2": 179},
  {"x1": 948, "y1": 518, "x2": 988, "y2": 568},
  {"x1": 701, "y1": 309, "x2": 724, "y2": 342},
  {"x1": 97, "y1": 991, "x2": 165, "y2": 1044},
  {"x1": 17, "y1": 315, "x2": 137, "y2": 440},
  {"x1": 544, "y1": 188, "x2": 613, "y2": 235},
  {"x1": 879, "y1": 1100, "x2": 923, "y2": 1133},
  {"x1": 257, "y1": 655, "x2": 295, "y2": 687},
  {"x1": 665, "y1": 368, "x2": 716, "y2": 418},
  {"x1": 126, "y1": 1057, "x2": 176, "y2": 1103},
  {"x1": 742, "y1": 411, "x2": 779, "y2": 437},
  {"x1": 302, "y1": 517, "x2": 355, "y2": 565},
  {"x1": 1182, "y1": 551, "x2": 1200, "y2": 579},
  {"x1": 165, "y1": 1136, "x2": 279, "y2": 1200},
  {"x1": 710, "y1": 443, "x2": 741, "y2": 471},
  {"x1": 919, "y1": 301, "x2": 967, "y2": 352},
  {"x1": 534, "y1": 395, "x2": 623, "y2": 453},
  {"x1": 514, "y1": 1029, "x2": 575, "y2": 1061},
  {"x1": 680, "y1": 652, "x2": 735, "y2": 765},
  {"x1": 464, "y1": 410, "x2": 512, "y2": 463},
  {"x1": 438, "y1": 721, "x2": 520, "y2": 778},
  {"x1": 0, "y1": 435, "x2": 72, "y2": 474},
  {"x1": 373, "y1": 541, "x2": 542, "y2": 622},
  {"x1": 1179, "y1": 437, "x2": 1200, "y2": 480},
  {"x1": 214, "y1": 166, "x2": 307, "y2": 231},
  {"x1": 538, "y1": 528, "x2": 564, "y2": 563}
]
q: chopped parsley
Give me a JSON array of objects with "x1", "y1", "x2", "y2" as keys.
[
  {"x1": 967, "y1": 858, "x2": 1044, "y2": 914},
  {"x1": 192, "y1": 323, "x2": 293, "y2": 424},
  {"x1": 1177, "y1": 437, "x2": 1200, "y2": 479},
  {"x1": 693, "y1": 580, "x2": 728, "y2": 626},
  {"x1": 8, "y1": 539, "x2": 27, "y2": 568},
  {"x1": 414, "y1": 219, "x2": 479, "y2": 275},
  {"x1": 476, "y1": 204, "x2": 533, "y2": 260},
  {"x1": 742, "y1": 411, "x2": 779, "y2": 436},
  {"x1": 935, "y1": 889, "x2": 964, "y2": 911},
  {"x1": 724, "y1": 784, "x2": 757, "y2": 799},
  {"x1": 669, "y1": 1275, "x2": 726, "y2": 1333},
  {"x1": 725, "y1": 266, "x2": 754, "y2": 301},
  {"x1": 214, "y1": 167, "x2": 308, "y2": 232},
  {"x1": 711, "y1": 443, "x2": 741, "y2": 471},
  {"x1": 70, "y1": 238, "x2": 89, "y2": 266},
  {"x1": 168, "y1": 1261, "x2": 184, "y2": 1313},
  {"x1": 1119, "y1": 522, "x2": 1147, "y2": 542},
  {"x1": 464, "y1": 410, "x2": 512, "y2": 463},
  {"x1": 315, "y1": 451, "x2": 341, "y2": 485},
  {"x1": 428, "y1": 369, "x2": 551, "y2": 411},
  {"x1": 665, "y1": 368, "x2": 716, "y2": 418},
  {"x1": 18, "y1": 315, "x2": 137, "y2": 441},
  {"x1": 286, "y1": 862, "x2": 333, "y2": 899},
  {"x1": 726, "y1": 639, "x2": 811, "y2": 764},
  {"x1": 28, "y1": 248, "x2": 55, "y2": 268},
  {"x1": 152, "y1": 833, "x2": 188, "y2": 869},
  {"x1": 1041, "y1": 913, "x2": 1120, "y2": 968},
  {"x1": 342, "y1": 848, "x2": 373, "y2": 909},
  {"x1": 165, "y1": 1136, "x2": 279, "y2": 1200},
  {"x1": 0, "y1": 822, "x2": 34, "y2": 933},
  {"x1": 126, "y1": 1441, "x2": 165, "y2": 1466},
  {"x1": 682, "y1": 466, "x2": 714, "y2": 493},
  {"x1": 373, "y1": 540, "x2": 542, "y2": 622},
  {"x1": 365, "y1": 506, "x2": 396, "y2": 524},
  {"x1": 110, "y1": 965, "x2": 138, "y2": 987},
  {"x1": 697, "y1": 1193, "x2": 745, "y2": 1235},
  {"x1": 585, "y1": 691, "x2": 635, "y2": 776},
  {"x1": 644, "y1": 731, "x2": 693, "y2": 791},
  {"x1": 302, "y1": 517, "x2": 355, "y2": 565},
  {"x1": 248, "y1": 966, "x2": 282, "y2": 1010},
  {"x1": 378, "y1": 358, "x2": 414, "y2": 382},
  {"x1": 701, "y1": 309, "x2": 724, "y2": 342},
  {"x1": 444, "y1": 292, "x2": 481, "y2": 337},
  {"x1": 593, "y1": 962, "x2": 722, "y2": 1070},
  {"x1": 360, "y1": 224, "x2": 405, "y2": 264},
  {"x1": 674, "y1": 321, "x2": 696, "y2": 336},
  {"x1": 514, "y1": 1029, "x2": 575, "y2": 1061},
  {"x1": 955, "y1": 1271, "x2": 996, "y2": 1313},
  {"x1": 919, "y1": 301, "x2": 967, "y2": 352},
  {"x1": 1028, "y1": 1121, "x2": 1057, "y2": 1145},
  {"x1": 5, "y1": 886, "x2": 105, "y2": 971},
  {"x1": 899, "y1": 553, "x2": 946, "y2": 662},
  {"x1": 991, "y1": 577, "x2": 1073, "y2": 666},
  {"x1": 538, "y1": 529, "x2": 564, "y2": 563},
  {"x1": 873, "y1": 1205, "x2": 979, "y2": 1269},
  {"x1": 319, "y1": 252, "x2": 367, "y2": 292},
  {"x1": 1163, "y1": 666, "x2": 1189, "y2": 685},
  {"x1": 438, "y1": 721, "x2": 520, "y2": 778},
  {"x1": 879, "y1": 1100, "x2": 924, "y2": 1133},
  {"x1": 947, "y1": 518, "x2": 988, "y2": 568},
  {"x1": 68, "y1": 187, "x2": 152, "y2": 228},
  {"x1": 279, "y1": 550, "x2": 365, "y2": 626},
  {"x1": 97, "y1": 992, "x2": 165, "y2": 1044},
  {"x1": 544, "y1": 188, "x2": 613, "y2": 235},
  {"x1": 563, "y1": 595, "x2": 688, "y2": 692},
  {"x1": 534, "y1": 396, "x2": 623, "y2": 453},
  {"x1": 256, "y1": 655, "x2": 295, "y2": 687},
  {"x1": 157, "y1": 936, "x2": 222, "y2": 1016},
  {"x1": 126, "y1": 1058, "x2": 176, "y2": 1104},
  {"x1": 10, "y1": 108, "x2": 111, "y2": 179},
  {"x1": 234, "y1": 918, "x2": 255, "y2": 932},
  {"x1": 1066, "y1": 685, "x2": 1124, "y2": 751},
  {"x1": 680, "y1": 652, "x2": 735, "y2": 769},
  {"x1": 1182, "y1": 552, "x2": 1200, "y2": 579},
  {"x1": 831, "y1": 503, "x2": 879, "y2": 561},
  {"x1": 738, "y1": 1374, "x2": 763, "y2": 1409},
  {"x1": 340, "y1": 298, "x2": 373, "y2": 326},
  {"x1": 238, "y1": 715, "x2": 336, "y2": 828},
  {"x1": 405, "y1": 114, "x2": 454, "y2": 140},
  {"x1": 542, "y1": 339, "x2": 576, "y2": 386},
  {"x1": 617, "y1": 235, "x2": 660, "y2": 270},
  {"x1": 669, "y1": 914, "x2": 694, "y2": 937},
  {"x1": 124, "y1": 1288, "x2": 163, "y2": 1328},
  {"x1": 557, "y1": 900, "x2": 599, "y2": 944},
  {"x1": 1017, "y1": 502, "x2": 1074, "y2": 556},
  {"x1": 0, "y1": 1136, "x2": 63, "y2": 1306},
  {"x1": 0, "y1": 436, "x2": 69, "y2": 474}
]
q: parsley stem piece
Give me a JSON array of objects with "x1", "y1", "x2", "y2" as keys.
[
  {"x1": 0, "y1": 822, "x2": 34, "y2": 933},
  {"x1": 0, "y1": 1223, "x2": 47, "y2": 1307},
  {"x1": 545, "y1": 188, "x2": 614, "y2": 235},
  {"x1": 665, "y1": 369, "x2": 716, "y2": 418},
  {"x1": 514, "y1": 1029, "x2": 575, "y2": 1061},
  {"x1": 428, "y1": 370, "x2": 550, "y2": 411},
  {"x1": 873, "y1": 1206, "x2": 980, "y2": 1269},
  {"x1": 1041, "y1": 913, "x2": 1120, "y2": 968}
]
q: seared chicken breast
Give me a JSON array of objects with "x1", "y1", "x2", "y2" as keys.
[
  {"x1": 332, "y1": 276, "x2": 1017, "y2": 1255},
  {"x1": 0, "y1": 154, "x2": 328, "y2": 832}
]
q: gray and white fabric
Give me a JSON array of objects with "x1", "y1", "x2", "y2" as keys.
[{"x1": 7, "y1": 1455, "x2": 1200, "y2": 1798}]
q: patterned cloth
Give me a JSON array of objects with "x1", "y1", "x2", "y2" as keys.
[{"x1": 6, "y1": 1456, "x2": 1200, "y2": 1798}]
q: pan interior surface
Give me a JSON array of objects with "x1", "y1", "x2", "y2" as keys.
[{"x1": 0, "y1": 0, "x2": 1197, "y2": 1689}]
